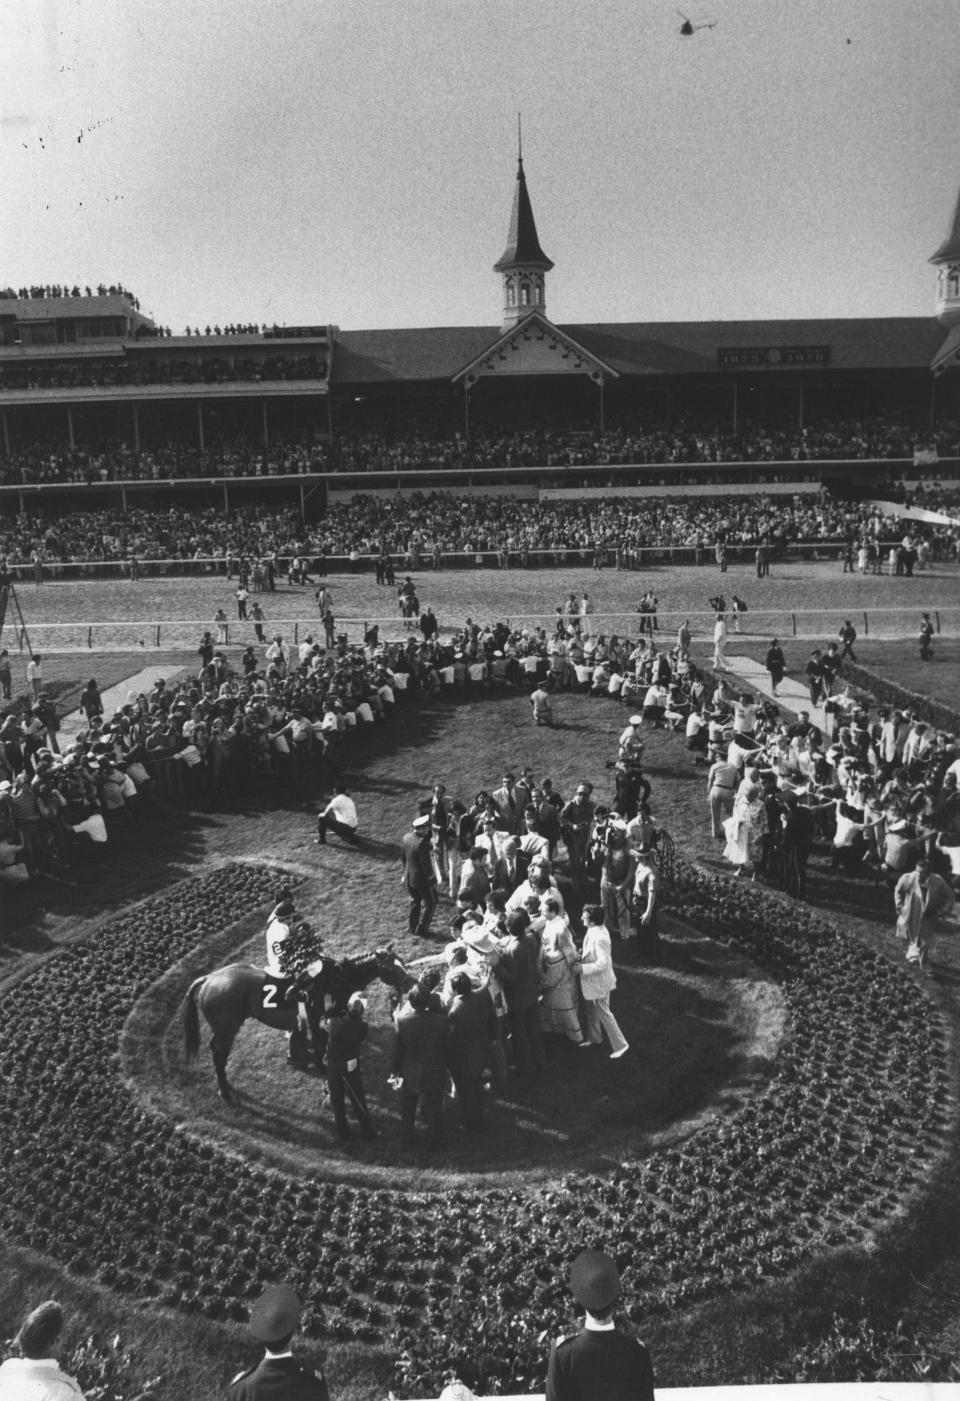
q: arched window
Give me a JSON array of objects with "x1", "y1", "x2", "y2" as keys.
[
  {"x1": 948, "y1": 264, "x2": 960, "y2": 299},
  {"x1": 506, "y1": 279, "x2": 516, "y2": 307},
  {"x1": 520, "y1": 282, "x2": 530, "y2": 306}
]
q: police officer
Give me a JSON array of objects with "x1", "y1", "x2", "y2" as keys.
[
  {"x1": 545, "y1": 1249, "x2": 654, "y2": 1401},
  {"x1": 228, "y1": 1283, "x2": 329, "y2": 1401}
]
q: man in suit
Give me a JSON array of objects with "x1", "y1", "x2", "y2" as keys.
[
  {"x1": 446, "y1": 972, "x2": 496, "y2": 1131},
  {"x1": 545, "y1": 1250, "x2": 654, "y2": 1401},
  {"x1": 497, "y1": 908, "x2": 546, "y2": 1075},
  {"x1": 390, "y1": 984, "x2": 448, "y2": 1148},
  {"x1": 322, "y1": 992, "x2": 376, "y2": 1141},
  {"x1": 228, "y1": 1284, "x2": 328, "y2": 1401},
  {"x1": 401, "y1": 815, "x2": 437, "y2": 937},
  {"x1": 491, "y1": 772, "x2": 518, "y2": 829}
]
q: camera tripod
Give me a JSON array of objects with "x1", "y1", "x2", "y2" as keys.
[{"x1": 0, "y1": 580, "x2": 35, "y2": 659}]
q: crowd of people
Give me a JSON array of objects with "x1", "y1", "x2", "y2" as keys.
[
  {"x1": 2, "y1": 486, "x2": 959, "y2": 573},
  {"x1": 1, "y1": 415, "x2": 958, "y2": 490},
  {"x1": 2, "y1": 1244, "x2": 653, "y2": 1401},
  {"x1": 699, "y1": 642, "x2": 959, "y2": 958},
  {"x1": 0, "y1": 281, "x2": 142, "y2": 306},
  {"x1": 331, "y1": 415, "x2": 960, "y2": 472},
  {"x1": 0, "y1": 354, "x2": 327, "y2": 394}
]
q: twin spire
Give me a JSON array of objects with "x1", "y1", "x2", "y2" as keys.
[{"x1": 494, "y1": 121, "x2": 553, "y2": 328}]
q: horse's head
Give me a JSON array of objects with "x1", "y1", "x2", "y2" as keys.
[{"x1": 373, "y1": 943, "x2": 414, "y2": 992}]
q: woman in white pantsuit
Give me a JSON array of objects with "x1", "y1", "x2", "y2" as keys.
[{"x1": 576, "y1": 905, "x2": 629, "y2": 1059}]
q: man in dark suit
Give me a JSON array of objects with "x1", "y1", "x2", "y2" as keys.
[
  {"x1": 322, "y1": 992, "x2": 375, "y2": 1141},
  {"x1": 497, "y1": 909, "x2": 546, "y2": 1074},
  {"x1": 390, "y1": 984, "x2": 448, "y2": 1147},
  {"x1": 545, "y1": 1250, "x2": 654, "y2": 1401},
  {"x1": 401, "y1": 815, "x2": 437, "y2": 937},
  {"x1": 228, "y1": 1284, "x2": 328, "y2": 1401},
  {"x1": 446, "y1": 972, "x2": 496, "y2": 1131}
]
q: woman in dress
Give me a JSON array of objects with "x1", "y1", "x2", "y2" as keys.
[
  {"x1": 538, "y1": 896, "x2": 584, "y2": 1043},
  {"x1": 723, "y1": 783, "x2": 768, "y2": 877}
]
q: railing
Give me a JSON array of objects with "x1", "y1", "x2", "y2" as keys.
[
  {"x1": 404, "y1": 1386, "x2": 960, "y2": 1401},
  {"x1": 2, "y1": 607, "x2": 951, "y2": 655},
  {"x1": 0, "y1": 539, "x2": 946, "y2": 583}
]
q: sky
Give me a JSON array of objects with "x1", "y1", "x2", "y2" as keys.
[{"x1": 3, "y1": 0, "x2": 960, "y2": 334}]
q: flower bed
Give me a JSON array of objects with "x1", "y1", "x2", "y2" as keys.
[{"x1": 0, "y1": 861, "x2": 950, "y2": 1398}]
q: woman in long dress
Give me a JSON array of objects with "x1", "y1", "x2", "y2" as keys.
[
  {"x1": 538, "y1": 897, "x2": 584, "y2": 1043},
  {"x1": 723, "y1": 783, "x2": 767, "y2": 877}
]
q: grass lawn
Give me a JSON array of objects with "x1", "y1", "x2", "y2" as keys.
[{"x1": 1, "y1": 568, "x2": 959, "y2": 1398}]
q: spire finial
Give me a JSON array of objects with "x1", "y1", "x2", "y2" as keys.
[{"x1": 518, "y1": 112, "x2": 522, "y2": 165}]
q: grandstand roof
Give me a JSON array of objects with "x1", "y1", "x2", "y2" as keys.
[
  {"x1": 332, "y1": 316, "x2": 945, "y2": 384},
  {"x1": 930, "y1": 186, "x2": 960, "y2": 264},
  {"x1": 0, "y1": 293, "x2": 146, "y2": 323},
  {"x1": 493, "y1": 157, "x2": 554, "y2": 273}
]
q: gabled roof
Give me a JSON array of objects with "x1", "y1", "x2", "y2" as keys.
[
  {"x1": 331, "y1": 316, "x2": 942, "y2": 384},
  {"x1": 930, "y1": 186, "x2": 960, "y2": 264},
  {"x1": 452, "y1": 312, "x2": 618, "y2": 383},
  {"x1": 493, "y1": 158, "x2": 554, "y2": 273}
]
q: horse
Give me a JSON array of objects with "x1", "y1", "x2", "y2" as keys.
[{"x1": 182, "y1": 946, "x2": 412, "y2": 1103}]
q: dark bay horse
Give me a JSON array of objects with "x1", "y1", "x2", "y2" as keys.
[{"x1": 183, "y1": 947, "x2": 412, "y2": 1102}]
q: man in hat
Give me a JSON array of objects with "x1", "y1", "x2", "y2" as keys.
[
  {"x1": 618, "y1": 715, "x2": 645, "y2": 767},
  {"x1": 631, "y1": 839, "x2": 661, "y2": 965},
  {"x1": 0, "y1": 1299, "x2": 85, "y2": 1400},
  {"x1": 401, "y1": 814, "x2": 438, "y2": 937},
  {"x1": 228, "y1": 1283, "x2": 328, "y2": 1400},
  {"x1": 545, "y1": 1249, "x2": 654, "y2": 1401}
]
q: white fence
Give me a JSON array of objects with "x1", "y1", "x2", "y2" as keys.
[{"x1": 2, "y1": 607, "x2": 953, "y2": 655}]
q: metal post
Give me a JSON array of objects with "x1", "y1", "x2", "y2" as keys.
[
  {"x1": 197, "y1": 401, "x2": 205, "y2": 451},
  {"x1": 732, "y1": 379, "x2": 738, "y2": 437},
  {"x1": 121, "y1": 484, "x2": 127, "y2": 512},
  {"x1": 262, "y1": 399, "x2": 269, "y2": 447},
  {"x1": 930, "y1": 374, "x2": 937, "y2": 429},
  {"x1": 66, "y1": 405, "x2": 75, "y2": 449},
  {"x1": 1, "y1": 409, "x2": 9, "y2": 457},
  {"x1": 299, "y1": 481, "x2": 305, "y2": 522},
  {"x1": 598, "y1": 376, "x2": 605, "y2": 434},
  {"x1": 132, "y1": 402, "x2": 140, "y2": 453},
  {"x1": 798, "y1": 375, "x2": 804, "y2": 429},
  {"x1": 223, "y1": 482, "x2": 229, "y2": 514},
  {"x1": 464, "y1": 381, "x2": 470, "y2": 444}
]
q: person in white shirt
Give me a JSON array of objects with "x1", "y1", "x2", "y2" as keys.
[
  {"x1": 316, "y1": 784, "x2": 360, "y2": 846},
  {"x1": 264, "y1": 898, "x2": 296, "y2": 976},
  {"x1": 713, "y1": 614, "x2": 729, "y2": 671},
  {"x1": 575, "y1": 905, "x2": 629, "y2": 1058},
  {"x1": 0, "y1": 1300, "x2": 85, "y2": 1401}
]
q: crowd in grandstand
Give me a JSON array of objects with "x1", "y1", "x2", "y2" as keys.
[
  {"x1": 0, "y1": 441, "x2": 328, "y2": 487},
  {"x1": 1, "y1": 489, "x2": 958, "y2": 573},
  {"x1": 0, "y1": 282, "x2": 141, "y2": 306},
  {"x1": 0, "y1": 354, "x2": 327, "y2": 393},
  {"x1": 331, "y1": 416, "x2": 960, "y2": 471},
  {"x1": 1, "y1": 416, "x2": 958, "y2": 489}
]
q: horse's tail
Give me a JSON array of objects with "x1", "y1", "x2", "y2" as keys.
[{"x1": 183, "y1": 976, "x2": 205, "y2": 1058}]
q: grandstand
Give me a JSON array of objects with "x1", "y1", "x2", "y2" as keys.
[{"x1": 1, "y1": 157, "x2": 959, "y2": 519}]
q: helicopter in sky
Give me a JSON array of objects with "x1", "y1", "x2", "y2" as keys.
[{"x1": 677, "y1": 9, "x2": 717, "y2": 34}]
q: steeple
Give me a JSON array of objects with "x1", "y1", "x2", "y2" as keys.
[
  {"x1": 930, "y1": 184, "x2": 960, "y2": 327},
  {"x1": 494, "y1": 121, "x2": 554, "y2": 329}
]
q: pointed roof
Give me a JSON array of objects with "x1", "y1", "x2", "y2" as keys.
[
  {"x1": 930, "y1": 185, "x2": 960, "y2": 263},
  {"x1": 494, "y1": 158, "x2": 554, "y2": 273},
  {"x1": 452, "y1": 311, "x2": 617, "y2": 384}
]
